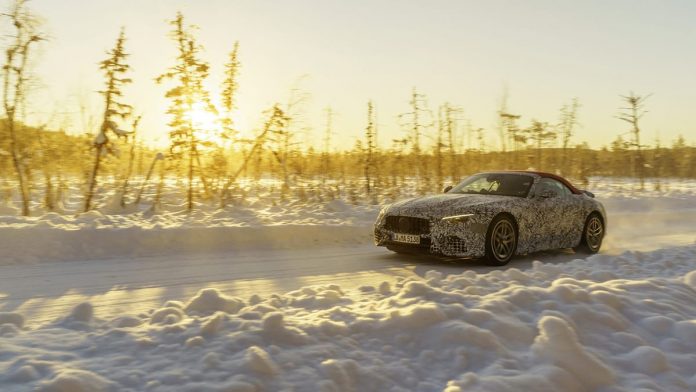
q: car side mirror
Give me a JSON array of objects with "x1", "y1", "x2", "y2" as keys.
[
  {"x1": 443, "y1": 185, "x2": 453, "y2": 193},
  {"x1": 538, "y1": 189, "x2": 558, "y2": 199},
  {"x1": 582, "y1": 190, "x2": 595, "y2": 198}
]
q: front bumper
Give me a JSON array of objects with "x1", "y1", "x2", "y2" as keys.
[{"x1": 374, "y1": 217, "x2": 487, "y2": 257}]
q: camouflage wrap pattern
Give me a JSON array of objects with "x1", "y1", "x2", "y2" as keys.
[{"x1": 374, "y1": 173, "x2": 606, "y2": 257}]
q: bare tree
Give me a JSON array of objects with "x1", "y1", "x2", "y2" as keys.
[
  {"x1": 84, "y1": 29, "x2": 132, "y2": 212},
  {"x1": 499, "y1": 111, "x2": 521, "y2": 168},
  {"x1": 219, "y1": 105, "x2": 288, "y2": 207},
  {"x1": 617, "y1": 92, "x2": 651, "y2": 190},
  {"x1": 496, "y1": 87, "x2": 509, "y2": 153},
  {"x1": 558, "y1": 98, "x2": 580, "y2": 174},
  {"x1": 220, "y1": 41, "x2": 240, "y2": 141},
  {"x1": 472, "y1": 126, "x2": 486, "y2": 172},
  {"x1": 398, "y1": 88, "x2": 433, "y2": 184},
  {"x1": 398, "y1": 88, "x2": 433, "y2": 154},
  {"x1": 157, "y1": 12, "x2": 216, "y2": 211},
  {"x1": 1, "y1": 0, "x2": 43, "y2": 216},
  {"x1": 435, "y1": 105, "x2": 444, "y2": 188},
  {"x1": 441, "y1": 103, "x2": 462, "y2": 181},
  {"x1": 363, "y1": 101, "x2": 376, "y2": 194},
  {"x1": 134, "y1": 152, "x2": 164, "y2": 205},
  {"x1": 119, "y1": 115, "x2": 141, "y2": 207},
  {"x1": 321, "y1": 106, "x2": 334, "y2": 184},
  {"x1": 33, "y1": 122, "x2": 56, "y2": 210},
  {"x1": 269, "y1": 115, "x2": 294, "y2": 189},
  {"x1": 525, "y1": 120, "x2": 556, "y2": 170}
]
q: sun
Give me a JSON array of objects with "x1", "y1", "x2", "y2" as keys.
[
  {"x1": 185, "y1": 102, "x2": 225, "y2": 147},
  {"x1": 187, "y1": 102, "x2": 218, "y2": 131}
]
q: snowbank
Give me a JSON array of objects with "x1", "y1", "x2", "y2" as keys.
[
  {"x1": 0, "y1": 192, "x2": 379, "y2": 264},
  {"x1": 2, "y1": 177, "x2": 695, "y2": 264},
  {"x1": 0, "y1": 223, "x2": 373, "y2": 264},
  {"x1": 3, "y1": 244, "x2": 696, "y2": 391}
]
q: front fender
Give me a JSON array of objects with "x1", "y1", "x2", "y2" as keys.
[{"x1": 430, "y1": 212, "x2": 496, "y2": 257}]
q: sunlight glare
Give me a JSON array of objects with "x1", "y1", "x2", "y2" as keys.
[{"x1": 186, "y1": 102, "x2": 224, "y2": 147}]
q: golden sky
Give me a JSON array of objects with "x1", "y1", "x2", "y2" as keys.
[{"x1": 22, "y1": 0, "x2": 696, "y2": 150}]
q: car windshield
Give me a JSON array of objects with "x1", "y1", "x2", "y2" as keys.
[{"x1": 448, "y1": 173, "x2": 533, "y2": 197}]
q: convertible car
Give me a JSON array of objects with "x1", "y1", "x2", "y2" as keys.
[{"x1": 374, "y1": 171, "x2": 606, "y2": 265}]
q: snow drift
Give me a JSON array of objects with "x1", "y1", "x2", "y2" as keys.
[
  {"x1": 3, "y1": 244, "x2": 696, "y2": 391},
  {"x1": 0, "y1": 198, "x2": 377, "y2": 264},
  {"x1": 2, "y1": 177, "x2": 695, "y2": 265}
]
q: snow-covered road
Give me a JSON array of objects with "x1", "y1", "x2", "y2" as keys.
[{"x1": 2, "y1": 208, "x2": 694, "y2": 328}]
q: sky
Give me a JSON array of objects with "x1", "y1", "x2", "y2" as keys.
[{"x1": 16, "y1": 0, "x2": 696, "y2": 150}]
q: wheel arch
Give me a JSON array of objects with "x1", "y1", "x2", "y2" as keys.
[
  {"x1": 489, "y1": 211, "x2": 520, "y2": 252},
  {"x1": 574, "y1": 210, "x2": 603, "y2": 244},
  {"x1": 492, "y1": 211, "x2": 519, "y2": 231},
  {"x1": 576, "y1": 210, "x2": 605, "y2": 253},
  {"x1": 587, "y1": 210, "x2": 604, "y2": 222}
]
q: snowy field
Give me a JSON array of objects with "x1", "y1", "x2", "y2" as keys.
[{"x1": 1, "y1": 177, "x2": 696, "y2": 391}]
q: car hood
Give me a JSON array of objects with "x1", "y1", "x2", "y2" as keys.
[{"x1": 389, "y1": 193, "x2": 518, "y2": 217}]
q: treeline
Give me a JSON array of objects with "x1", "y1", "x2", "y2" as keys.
[
  {"x1": 1, "y1": 121, "x2": 695, "y2": 212},
  {"x1": 0, "y1": 1, "x2": 694, "y2": 216}
]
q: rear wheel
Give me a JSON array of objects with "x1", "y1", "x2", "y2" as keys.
[
  {"x1": 575, "y1": 213, "x2": 604, "y2": 254},
  {"x1": 485, "y1": 215, "x2": 517, "y2": 266}
]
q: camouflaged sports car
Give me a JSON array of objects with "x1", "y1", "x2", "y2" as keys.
[{"x1": 374, "y1": 171, "x2": 606, "y2": 265}]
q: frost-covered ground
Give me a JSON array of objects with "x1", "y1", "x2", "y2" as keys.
[{"x1": 1, "y1": 177, "x2": 696, "y2": 391}]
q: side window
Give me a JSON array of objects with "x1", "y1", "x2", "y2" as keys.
[
  {"x1": 536, "y1": 178, "x2": 570, "y2": 197},
  {"x1": 555, "y1": 180, "x2": 572, "y2": 196}
]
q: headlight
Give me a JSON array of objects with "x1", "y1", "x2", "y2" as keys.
[
  {"x1": 441, "y1": 213, "x2": 474, "y2": 223},
  {"x1": 376, "y1": 204, "x2": 390, "y2": 223}
]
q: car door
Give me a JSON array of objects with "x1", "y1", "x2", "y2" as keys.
[
  {"x1": 549, "y1": 180, "x2": 584, "y2": 247},
  {"x1": 560, "y1": 187, "x2": 587, "y2": 247},
  {"x1": 529, "y1": 178, "x2": 574, "y2": 251}
]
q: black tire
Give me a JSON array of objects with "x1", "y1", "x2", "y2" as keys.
[
  {"x1": 484, "y1": 214, "x2": 517, "y2": 266},
  {"x1": 575, "y1": 213, "x2": 604, "y2": 254}
]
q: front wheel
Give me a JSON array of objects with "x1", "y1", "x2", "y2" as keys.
[
  {"x1": 485, "y1": 215, "x2": 517, "y2": 266},
  {"x1": 575, "y1": 213, "x2": 604, "y2": 254}
]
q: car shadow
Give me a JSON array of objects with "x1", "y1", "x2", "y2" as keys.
[{"x1": 377, "y1": 247, "x2": 586, "y2": 277}]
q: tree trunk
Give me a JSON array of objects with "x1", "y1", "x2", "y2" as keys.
[
  {"x1": 120, "y1": 136, "x2": 137, "y2": 207},
  {"x1": 8, "y1": 139, "x2": 29, "y2": 216},
  {"x1": 84, "y1": 146, "x2": 102, "y2": 212},
  {"x1": 135, "y1": 154, "x2": 160, "y2": 205},
  {"x1": 44, "y1": 172, "x2": 54, "y2": 211},
  {"x1": 188, "y1": 138, "x2": 195, "y2": 211}
]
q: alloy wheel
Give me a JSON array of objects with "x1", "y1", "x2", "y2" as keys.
[
  {"x1": 491, "y1": 219, "x2": 515, "y2": 261},
  {"x1": 586, "y1": 216, "x2": 603, "y2": 251}
]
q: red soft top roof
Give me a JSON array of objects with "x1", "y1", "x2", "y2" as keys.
[{"x1": 507, "y1": 170, "x2": 583, "y2": 194}]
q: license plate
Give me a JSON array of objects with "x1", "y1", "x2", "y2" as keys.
[{"x1": 393, "y1": 233, "x2": 420, "y2": 244}]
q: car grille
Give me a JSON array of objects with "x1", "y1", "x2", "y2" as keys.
[
  {"x1": 441, "y1": 236, "x2": 467, "y2": 255},
  {"x1": 385, "y1": 216, "x2": 430, "y2": 235}
]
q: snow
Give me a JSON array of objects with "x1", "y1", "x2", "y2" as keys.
[
  {"x1": 38, "y1": 369, "x2": 115, "y2": 392},
  {"x1": 531, "y1": 315, "x2": 615, "y2": 389},
  {"x1": 0, "y1": 176, "x2": 694, "y2": 265},
  {"x1": 0, "y1": 180, "x2": 378, "y2": 264},
  {"x1": 0, "y1": 312, "x2": 24, "y2": 328},
  {"x1": 1, "y1": 244, "x2": 696, "y2": 390},
  {"x1": 0, "y1": 177, "x2": 696, "y2": 391},
  {"x1": 185, "y1": 288, "x2": 245, "y2": 315}
]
